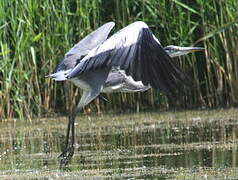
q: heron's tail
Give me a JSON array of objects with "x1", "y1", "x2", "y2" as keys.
[{"x1": 46, "y1": 69, "x2": 71, "y2": 81}]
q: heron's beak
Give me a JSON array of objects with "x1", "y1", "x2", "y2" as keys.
[
  {"x1": 168, "y1": 46, "x2": 205, "y2": 58},
  {"x1": 178, "y1": 47, "x2": 205, "y2": 53}
]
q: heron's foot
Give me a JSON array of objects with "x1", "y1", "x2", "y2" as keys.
[{"x1": 58, "y1": 146, "x2": 75, "y2": 168}]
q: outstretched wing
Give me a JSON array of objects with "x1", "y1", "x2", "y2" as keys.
[
  {"x1": 66, "y1": 21, "x2": 191, "y2": 97},
  {"x1": 53, "y1": 22, "x2": 115, "y2": 73}
]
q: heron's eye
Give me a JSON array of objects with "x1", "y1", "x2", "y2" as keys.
[{"x1": 169, "y1": 49, "x2": 175, "y2": 53}]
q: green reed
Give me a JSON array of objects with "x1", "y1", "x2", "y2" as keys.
[{"x1": 0, "y1": 0, "x2": 238, "y2": 119}]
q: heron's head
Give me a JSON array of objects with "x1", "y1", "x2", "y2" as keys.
[{"x1": 164, "y1": 45, "x2": 204, "y2": 58}]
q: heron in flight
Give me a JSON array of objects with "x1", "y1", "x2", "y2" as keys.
[{"x1": 49, "y1": 21, "x2": 204, "y2": 167}]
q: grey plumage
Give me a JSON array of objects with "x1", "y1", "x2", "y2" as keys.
[
  {"x1": 48, "y1": 21, "x2": 204, "y2": 167},
  {"x1": 50, "y1": 22, "x2": 115, "y2": 81},
  {"x1": 66, "y1": 24, "x2": 190, "y2": 97},
  {"x1": 102, "y1": 67, "x2": 150, "y2": 93}
]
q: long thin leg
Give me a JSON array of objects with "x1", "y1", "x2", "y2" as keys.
[
  {"x1": 63, "y1": 110, "x2": 78, "y2": 152},
  {"x1": 59, "y1": 90, "x2": 99, "y2": 168},
  {"x1": 64, "y1": 115, "x2": 72, "y2": 150}
]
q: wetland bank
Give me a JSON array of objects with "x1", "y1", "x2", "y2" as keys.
[{"x1": 0, "y1": 108, "x2": 238, "y2": 179}]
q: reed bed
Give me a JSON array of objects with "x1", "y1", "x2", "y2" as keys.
[{"x1": 0, "y1": 0, "x2": 238, "y2": 119}]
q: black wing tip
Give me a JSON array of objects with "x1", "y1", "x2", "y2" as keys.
[{"x1": 140, "y1": 27, "x2": 194, "y2": 98}]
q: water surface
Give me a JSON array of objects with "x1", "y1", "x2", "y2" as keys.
[{"x1": 0, "y1": 109, "x2": 238, "y2": 179}]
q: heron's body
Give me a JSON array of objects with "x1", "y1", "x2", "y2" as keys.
[
  {"x1": 49, "y1": 21, "x2": 204, "y2": 167},
  {"x1": 102, "y1": 68, "x2": 150, "y2": 93}
]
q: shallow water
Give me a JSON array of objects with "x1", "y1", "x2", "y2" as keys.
[{"x1": 0, "y1": 108, "x2": 238, "y2": 179}]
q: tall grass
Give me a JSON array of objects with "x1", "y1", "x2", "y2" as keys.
[{"x1": 0, "y1": 0, "x2": 237, "y2": 119}]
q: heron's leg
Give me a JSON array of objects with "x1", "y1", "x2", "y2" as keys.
[
  {"x1": 63, "y1": 114, "x2": 72, "y2": 151},
  {"x1": 59, "y1": 90, "x2": 99, "y2": 168},
  {"x1": 63, "y1": 107, "x2": 80, "y2": 151}
]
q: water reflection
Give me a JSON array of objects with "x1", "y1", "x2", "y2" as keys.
[{"x1": 0, "y1": 109, "x2": 238, "y2": 179}]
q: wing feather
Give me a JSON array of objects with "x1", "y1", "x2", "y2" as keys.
[
  {"x1": 53, "y1": 22, "x2": 115, "y2": 73},
  {"x1": 66, "y1": 21, "x2": 191, "y2": 97}
]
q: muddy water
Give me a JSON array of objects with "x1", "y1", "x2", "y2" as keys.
[{"x1": 0, "y1": 108, "x2": 238, "y2": 179}]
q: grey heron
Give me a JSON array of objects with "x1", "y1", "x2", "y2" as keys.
[{"x1": 49, "y1": 21, "x2": 204, "y2": 167}]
